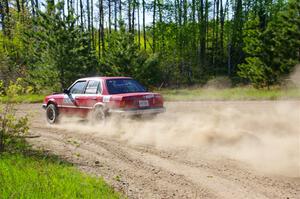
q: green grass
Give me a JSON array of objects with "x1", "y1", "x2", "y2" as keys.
[
  {"x1": 0, "y1": 94, "x2": 45, "y2": 103},
  {"x1": 0, "y1": 152, "x2": 121, "y2": 199},
  {"x1": 159, "y1": 87, "x2": 300, "y2": 101}
]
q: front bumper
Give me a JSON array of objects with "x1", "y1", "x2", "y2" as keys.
[
  {"x1": 42, "y1": 104, "x2": 47, "y2": 109},
  {"x1": 108, "y1": 107, "x2": 166, "y2": 115}
]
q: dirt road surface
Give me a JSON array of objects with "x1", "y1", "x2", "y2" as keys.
[{"x1": 17, "y1": 101, "x2": 300, "y2": 199}]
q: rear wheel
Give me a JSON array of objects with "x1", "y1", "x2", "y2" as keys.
[
  {"x1": 46, "y1": 104, "x2": 59, "y2": 124},
  {"x1": 91, "y1": 106, "x2": 106, "y2": 124}
]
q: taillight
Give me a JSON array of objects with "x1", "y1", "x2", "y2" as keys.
[
  {"x1": 119, "y1": 100, "x2": 126, "y2": 108},
  {"x1": 119, "y1": 97, "x2": 134, "y2": 108},
  {"x1": 155, "y1": 95, "x2": 163, "y2": 100},
  {"x1": 154, "y1": 94, "x2": 163, "y2": 105}
]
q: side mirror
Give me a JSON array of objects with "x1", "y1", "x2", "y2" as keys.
[{"x1": 63, "y1": 89, "x2": 70, "y2": 94}]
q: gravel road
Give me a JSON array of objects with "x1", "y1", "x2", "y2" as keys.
[{"x1": 17, "y1": 101, "x2": 300, "y2": 199}]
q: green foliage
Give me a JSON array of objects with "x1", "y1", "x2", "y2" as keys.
[
  {"x1": 0, "y1": 80, "x2": 29, "y2": 152},
  {"x1": 101, "y1": 25, "x2": 140, "y2": 76},
  {"x1": 238, "y1": 57, "x2": 274, "y2": 88},
  {"x1": 262, "y1": 0, "x2": 300, "y2": 74},
  {"x1": 241, "y1": 17, "x2": 263, "y2": 57},
  {"x1": 0, "y1": 78, "x2": 35, "y2": 97},
  {"x1": 137, "y1": 53, "x2": 162, "y2": 86},
  {"x1": 0, "y1": 153, "x2": 120, "y2": 198},
  {"x1": 26, "y1": 2, "x2": 98, "y2": 90},
  {"x1": 238, "y1": 0, "x2": 300, "y2": 87},
  {"x1": 101, "y1": 24, "x2": 162, "y2": 86},
  {"x1": 237, "y1": 15, "x2": 270, "y2": 88},
  {"x1": 0, "y1": 11, "x2": 34, "y2": 82},
  {"x1": 0, "y1": 94, "x2": 44, "y2": 103},
  {"x1": 6, "y1": 78, "x2": 32, "y2": 96},
  {"x1": 0, "y1": 0, "x2": 299, "y2": 90}
]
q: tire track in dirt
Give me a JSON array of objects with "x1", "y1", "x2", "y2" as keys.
[
  {"x1": 29, "y1": 129, "x2": 213, "y2": 199},
  {"x1": 18, "y1": 102, "x2": 300, "y2": 199}
]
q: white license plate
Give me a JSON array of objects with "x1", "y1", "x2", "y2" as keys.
[{"x1": 139, "y1": 100, "x2": 149, "y2": 107}]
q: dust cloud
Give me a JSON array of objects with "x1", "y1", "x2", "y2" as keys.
[{"x1": 55, "y1": 101, "x2": 300, "y2": 177}]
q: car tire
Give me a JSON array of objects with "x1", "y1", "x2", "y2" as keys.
[
  {"x1": 91, "y1": 106, "x2": 106, "y2": 124},
  {"x1": 46, "y1": 104, "x2": 59, "y2": 124}
]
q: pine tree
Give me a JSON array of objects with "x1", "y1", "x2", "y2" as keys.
[
  {"x1": 238, "y1": 0, "x2": 300, "y2": 87},
  {"x1": 30, "y1": 2, "x2": 98, "y2": 89},
  {"x1": 262, "y1": 0, "x2": 300, "y2": 75}
]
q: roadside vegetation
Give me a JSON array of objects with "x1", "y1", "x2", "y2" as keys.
[
  {"x1": 0, "y1": 153, "x2": 120, "y2": 198},
  {"x1": 160, "y1": 87, "x2": 300, "y2": 101},
  {"x1": 1, "y1": 79, "x2": 299, "y2": 103},
  {"x1": 0, "y1": 82, "x2": 121, "y2": 199},
  {"x1": 0, "y1": 94, "x2": 44, "y2": 103},
  {"x1": 1, "y1": 87, "x2": 299, "y2": 103},
  {"x1": 0, "y1": 0, "x2": 299, "y2": 91}
]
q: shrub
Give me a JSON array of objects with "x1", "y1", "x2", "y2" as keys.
[
  {"x1": 238, "y1": 57, "x2": 274, "y2": 88},
  {"x1": 0, "y1": 81, "x2": 29, "y2": 152}
]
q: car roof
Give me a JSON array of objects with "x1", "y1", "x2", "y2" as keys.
[{"x1": 77, "y1": 76, "x2": 133, "y2": 81}]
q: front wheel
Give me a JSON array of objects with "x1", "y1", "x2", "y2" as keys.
[{"x1": 46, "y1": 104, "x2": 59, "y2": 124}]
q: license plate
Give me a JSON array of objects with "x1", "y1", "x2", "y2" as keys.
[{"x1": 139, "y1": 100, "x2": 149, "y2": 107}]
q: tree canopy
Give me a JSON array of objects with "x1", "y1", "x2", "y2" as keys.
[{"x1": 0, "y1": 0, "x2": 299, "y2": 90}]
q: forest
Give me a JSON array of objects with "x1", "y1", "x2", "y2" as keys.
[{"x1": 0, "y1": 0, "x2": 299, "y2": 92}]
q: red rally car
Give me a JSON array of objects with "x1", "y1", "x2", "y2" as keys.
[{"x1": 42, "y1": 77, "x2": 166, "y2": 124}]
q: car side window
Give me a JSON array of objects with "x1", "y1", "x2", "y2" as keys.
[
  {"x1": 69, "y1": 81, "x2": 87, "y2": 94},
  {"x1": 85, "y1": 80, "x2": 101, "y2": 94}
]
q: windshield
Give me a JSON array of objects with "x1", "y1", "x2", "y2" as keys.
[{"x1": 106, "y1": 79, "x2": 147, "y2": 94}]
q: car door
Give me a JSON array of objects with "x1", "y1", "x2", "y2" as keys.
[
  {"x1": 74, "y1": 80, "x2": 102, "y2": 117},
  {"x1": 63, "y1": 80, "x2": 87, "y2": 116}
]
